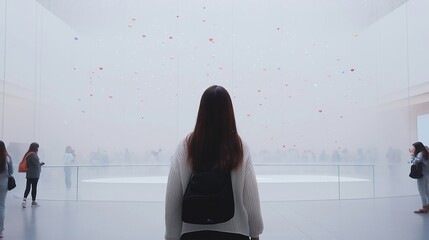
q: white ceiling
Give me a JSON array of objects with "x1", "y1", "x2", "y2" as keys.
[{"x1": 35, "y1": 0, "x2": 409, "y2": 39}]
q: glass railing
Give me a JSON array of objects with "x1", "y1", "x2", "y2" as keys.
[{"x1": 10, "y1": 163, "x2": 417, "y2": 202}]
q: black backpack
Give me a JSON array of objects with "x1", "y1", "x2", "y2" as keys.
[{"x1": 182, "y1": 170, "x2": 234, "y2": 224}]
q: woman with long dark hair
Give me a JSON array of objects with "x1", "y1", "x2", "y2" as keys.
[
  {"x1": 0, "y1": 141, "x2": 13, "y2": 237},
  {"x1": 165, "y1": 86, "x2": 263, "y2": 240},
  {"x1": 21, "y1": 142, "x2": 44, "y2": 208},
  {"x1": 409, "y1": 141, "x2": 429, "y2": 213}
]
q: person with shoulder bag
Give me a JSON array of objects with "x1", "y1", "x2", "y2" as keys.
[
  {"x1": 0, "y1": 141, "x2": 14, "y2": 238},
  {"x1": 21, "y1": 142, "x2": 45, "y2": 208},
  {"x1": 165, "y1": 85, "x2": 264, "y2": 240},
  {"x1": 409, "y1": 142, "x2": 429, "y2": 213}
]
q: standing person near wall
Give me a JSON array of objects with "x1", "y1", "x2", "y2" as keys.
[
  {"x1": 21, "y1": 142, "x2": 44, "y2": 208},
  {"x1": 409, "y1": 141, "x2": 429, "y2": 213},
  {"x1": 165, "y1": 85, "x2": 264, "y2": 240},
  {"x1": 0, "y1": 141, "x2": 13, "y2": 238},
  {"x1": 63, "y1": 146, "x2": 75, "y2": 190}
]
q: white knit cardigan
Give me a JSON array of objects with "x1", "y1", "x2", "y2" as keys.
[{"x1": 165, "y1": 140, "x2": 264, "y2": 240}]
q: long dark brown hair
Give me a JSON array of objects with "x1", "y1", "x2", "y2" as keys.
[
  {"x1": 413, "y1": 142, "x2": 429, "y2": 160},
  {"x1": 26, "y1": 142, "x2": 39, "y2": 154},
  {"x1": 0, "y1": 141, "x2": 7, "y2": 173},
  {"x1": 186, "y1": 85, "x2": 243, "y2": 172}
]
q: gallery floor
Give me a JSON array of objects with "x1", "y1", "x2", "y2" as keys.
[{"x1": 3, "y1": 194, "x2": 428, "y2": 240}]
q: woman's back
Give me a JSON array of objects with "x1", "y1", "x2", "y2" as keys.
[{"x1": 165, "y1": 140, "x2": 263, "y2": 239}]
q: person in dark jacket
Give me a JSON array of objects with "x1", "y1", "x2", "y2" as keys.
[{"x1": 21, "y1": 142, "x2": 44, "y2": 208}]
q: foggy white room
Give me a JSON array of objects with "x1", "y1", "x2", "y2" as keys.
[{"x1": 1, "y1": 0, "x2": 429, "y2": 239}]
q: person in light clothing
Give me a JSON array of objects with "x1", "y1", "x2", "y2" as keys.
[
  {"x1": 63, "y1": 146, "x2": 75, "y2": 190},
  {"x1": 0, "y1": 141, "x2": 13, "y2": 238},
  {"x1": 409, "y1": 142, "x2": 429, "y2": 213},
  {"x1": 165, "y1": 85, "x2": 263, "y2": 240}
]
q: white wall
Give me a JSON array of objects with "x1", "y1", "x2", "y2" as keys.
[{"x1": 1, "y1": 0, "x2": 428, "y2": 165}]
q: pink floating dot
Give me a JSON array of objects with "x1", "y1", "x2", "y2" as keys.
[
  {"x1": 108, "y1": 96, "x2": 113, "y2": 99},
  {"x1": 318, "y1": 109, "x2": 323, "y2": 113},
  {"x1": 350, "y1": 68, "x2": 355, "y2": 72},
  {"x1": 209, "y1": 37, "x2": 213, "y2": 41},
  {"x1": 99, "y1": 67, "x2": 103, "y2": 70}
]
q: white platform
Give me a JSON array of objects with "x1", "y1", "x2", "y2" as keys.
[{"x1": 77, "y1": 175, "x2": 372, "y2": 202}]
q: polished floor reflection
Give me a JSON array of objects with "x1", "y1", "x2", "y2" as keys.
[{"x1": 3, "y1": 194, "x2": 428, "y2": 240}]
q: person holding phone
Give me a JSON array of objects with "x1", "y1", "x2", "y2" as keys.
[{"x1": 21, "y1": 142, "x2": 44, "y2": 208}]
